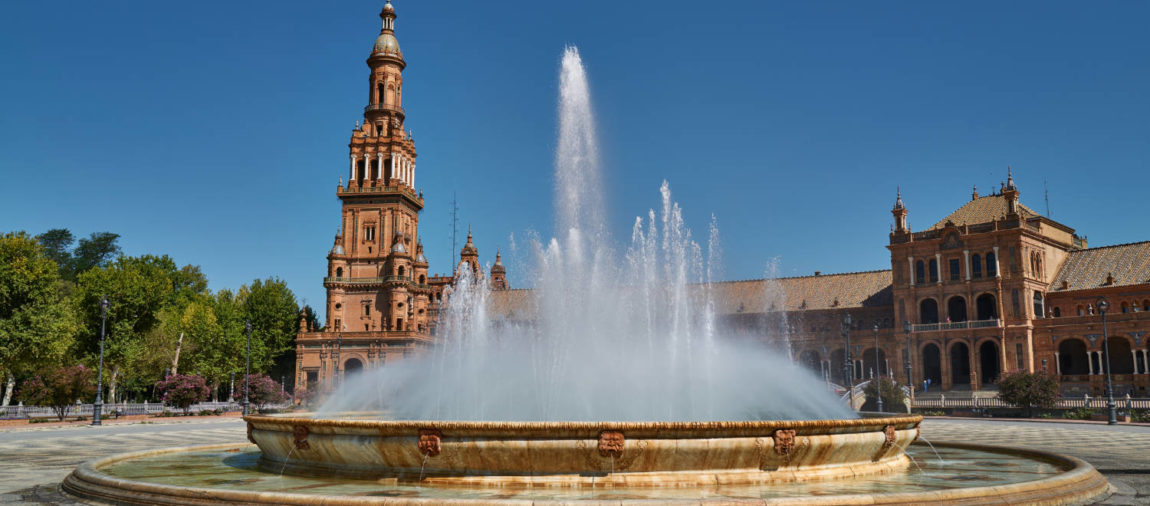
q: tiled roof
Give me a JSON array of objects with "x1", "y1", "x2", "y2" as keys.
[
  {"x1": 929, "y1": 194, "x2": 1039, "y2": 230},
  {"x1": 1050, "y1": 241, "x2": 1150, "y2": 291},
  {"x1": 485, "y1": 270, "x2": 893, "y2": 319}
]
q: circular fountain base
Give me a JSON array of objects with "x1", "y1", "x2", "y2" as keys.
[{"x1": 62, "y1": 442, "x2": 1110, "y2": 504}]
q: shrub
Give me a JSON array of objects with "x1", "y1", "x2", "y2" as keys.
[
  {"x1": 19, "y1": 365, "x2": 97, "y2": 421},
  {"x1": 996, "y1": 372, "x2": 1059, "y2": 417},
  {"x1": 198, "y1": 409, "x2": 216, "y2": 416},
  {"x1": 1130, "y1": 410, "x2": 1150, "y2": 423},
  {"x1": 155, "y1": 374, "x2": 209, "y2": 415},
  {"x1": 1062, "y1": 407, "x2": 1094, "y2": 420},
  {"x1": 243, "y1": 374, "x2": 288, "y2": 409},
  {"x1": 862, "y1": 378, "x2": 907, "y2": 412}
]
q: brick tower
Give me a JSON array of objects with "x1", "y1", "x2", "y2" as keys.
[{"x1": 295, "y1": 1, "x2": 437, "y2": 394}]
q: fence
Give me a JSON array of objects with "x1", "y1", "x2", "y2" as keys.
[
  {"x1": 911, "y1": 396, "x2": 1150, "y2": 410},
  {"x1": 0, "y1": 400, "x2": 287, "y2": 420}
]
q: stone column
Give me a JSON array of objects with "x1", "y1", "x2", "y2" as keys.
[
  {"x1": 1088, "y1": 351, "x2": 1096, "y2": 375},
  {"x1": 411, "y1": 163, "x2": 416, "y2": 189},
  {"x1": 993, "y1": 246, "x2": 1001, "y2": 278},
  {"x1": 363, "y1": 153, "x2": 371, "y2": 183},
  {"x1": 377, "y1": 152, "x2": 384, "y2": 182},
  {"x1": 964, "y1": 250, "x2": 971, "y2": 281},
  {"x1": 935, "y1": 253, "x2": 942, "y2": 283},
  {"x1": 1054, "y1": 352, "x2": 1061, "y2": 375},
  {"x1": 349, "y1": 155, "x2": 356, "y2": 183},
  {"x1": 1133, "y1": 350, "x2": 1140, "y2": 374},
  {"x1": 970, "y1": 342, "x2": 979, "y2": 391},
  {"x1": 908, "y1": 257, "x2": 915, "y2": 286}
]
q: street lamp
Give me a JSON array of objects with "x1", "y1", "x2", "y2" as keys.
[
  {"x1": 903, "y1": 320, "x2": 913, "y2": 397},
  {"x1": 873, "y1": 322, "x2": 883, "y2": 413},
  {"x1": 1097, "y1": 297, "x2": 1117, "y2": 425},
  {"x1": 92, "y1": 296, "x2": 110, "y2": 426},
  {"x1": 842, "y1": 313, "x2": 854, "y2": 409},
  {"x1": 243, "y1": 321, "x2": 251, "y2": 416}
]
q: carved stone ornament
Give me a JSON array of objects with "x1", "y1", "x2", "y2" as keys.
[
  {"x1": 292, "y1": 425, "x2": 310, "y2": 450},
  {"x1": 598, "y1": 430, "x2": 625, "y2": 458},
  {"x1": 882, "y1": 425, "x2": 897, "y2": 451},
  {"x1": 773, "y1": 429, "x2": 796, "y2": 463},
  {"x1": 418, "y1": 429, "x2": 442, "y2": 457}
]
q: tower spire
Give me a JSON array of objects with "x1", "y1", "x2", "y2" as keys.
[{"x1": 891, "y1": 187, "x2": 908, "y2": 234}]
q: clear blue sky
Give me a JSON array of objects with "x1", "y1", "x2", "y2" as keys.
[{"x1": 2, "y1": 1, "x2": 1147, "y2": 314}]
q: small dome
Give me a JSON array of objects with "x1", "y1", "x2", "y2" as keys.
[
  {"x1": 373, "y1": 33, "x2": 401, "y2": 56},
  {"x1": 391, "y1": 241, "x2": 407, "y2": 254},
  {"x1": 331, "y1": 244, "x2": 345, "y2": 255},
  {"x1": 416, "y1": 252, "x2": 427, "y2": 263},
  {"x1": 382, "y1": 0, "x2": 394, "y2": 13},
  {"x1": 491, "y1": 252, "x2": 505, "y2": 273}
]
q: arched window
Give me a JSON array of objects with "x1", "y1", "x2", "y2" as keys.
[
  {"x1": 418, "y1": 274, "x2": 425, "y2": 284},
  {"x1": 1076, "y1": 305, "x2": 1084, "y2": 316},
  {"x1": 356, "y1": 159, "x2": 366, "y2": 181},
  {"x1": 335, "y1": 267, "x2": 343, "y2": 278},
  {"x1": 1121, "y1": 302, "x2": 1130, "y2": 314},
  {"x1": 915, "y1": 261, "x2": 925, "y2": 284},
  {"x1": 976, "y1": 293, "x2": 997, "y2": 320},
  {"x1": 397, "y1": 265, "x2": 405, "y2": 277},
  {"x1": 947, "y1": 296, "x2": 968, "y2": 322},
  {"x1": 376, "y1": 83, "x2": 384, "y2": 105},
  {"x1": 986, "y1": 252, "x2": 997, "y2": 277},
  {"x1": 971, "y1": 254, "x2": 982, "y2": 278},
  {"x1": 928, "y1": 259, "x2": 939, "y2": 283},
  {"x1": 395, "y1": 318, "x2": 404, "y2": 330},
  {"x1": 1033, "y1": 292, "x2": 1045, "y2": 318},
  {"x1": 371, "y1": 158, "x2": 380, "y2": 180},
  {"x1": 1053, "y1": 307, "x2": 1061, "y2": 317},
  {"x1": 919, "y1": 298, "x2": 940, "y2": 324},
  {"x1": 1059, "y1": 339, "x2": 1089, "y2": 375},
  {"x1": 387, "y1": 84, "x2": 395, "y2": 105}
]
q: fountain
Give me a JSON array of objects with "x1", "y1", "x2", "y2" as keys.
[{"x1": 63, "y1": 47, "x2": 1109, "y2": 505}]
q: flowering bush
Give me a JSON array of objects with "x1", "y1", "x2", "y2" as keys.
[
  {"x1": 19, "y1": 365, "x2": 97, "y2": 421},
  {"x1": 243, "y1": 374, "x2": 288, "y2": 409},
  {"x1": 155, "y1": 374, "x2": 209, "y2": 415}
]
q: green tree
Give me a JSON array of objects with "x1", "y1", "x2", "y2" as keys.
[
  {"x1": 73, "y1": 255, "x2": 191, "y2": 403},
  {"x1": 0, "y1": 232, "x2": 79, "y2": 406},
  {"x1": 70, "y1": 232, "x2": 121, "y2": 279},
  {"x1": 35, "y1": 229, "x2": 75, "y2": 273},
  {"x1": 302, "y1": 305, "x2": 322, "y2": 332},
  {"x1": 19, "y1": 365, "x2": 96, "y2": 421},
  {"x1": 996, "y1": 371, "x2": 1060, "y2": 417},
  {"x1": 863, "y1": 378, "x2": 908, "y2": 413},
  {"x1": 239, "y1": 278, "x2": 299, "y2": 372}
]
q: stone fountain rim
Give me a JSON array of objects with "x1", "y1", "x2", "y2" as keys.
[
  {"x1": 61, "y1": 440, "x2": 1110, "y2": 505},
  {"x1": 244, "y1": 413, "x2": 923, "y2": 435}
]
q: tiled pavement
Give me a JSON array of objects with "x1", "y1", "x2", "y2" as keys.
[{"x1": 1, "y1": 417, "x2": 1148, "y2": 504}]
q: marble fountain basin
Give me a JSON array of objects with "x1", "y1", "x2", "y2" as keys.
[{"x1": 245, "y1": 413, "x2": 923, "y2": 487}]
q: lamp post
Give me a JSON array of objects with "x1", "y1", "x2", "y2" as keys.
[
  {"x1": 842, "y1": 313, "x2": 854, "y2": 409},
  {"x1": 1098, "y1": 298, "x2": 1117, "y2": 425},
  {"x1": 873, "y1": 322, "x2": 883, "y2": 413},
  {"x1": 243, "y1": 321, "x2": 251, "y2": 416},
  {"x1": 336, "y1": 332, "x2": 343, "y2": 387},
  {"x1": 92, "y1": 296, "x2": 110, "y2": 426},
  {"x1": 903, "y1": 320, "x2": 913, "y2": 398}
]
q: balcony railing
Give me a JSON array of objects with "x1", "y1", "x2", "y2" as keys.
[
  {"x1": 910, "y1": 319, "x2": 1000, "y2": 332},
  {"x1": 338, "y1": 184, "x2": 422, "y2": 202},
  {"x1": 364, "y1": 103, "x2": 404, "y2": 115},
  {"x1": 323, "y1": 276, "x2": 432, "y2": 291}
]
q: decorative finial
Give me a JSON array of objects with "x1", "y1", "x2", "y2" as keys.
[
  {"x1": 893, "y1": 186, "x2": 904, "y2": 209},
  {"x1": 1006, "y1": 166, "x2": 1016, "y2": 190},
  {"x1": 972, "y1": 185, "x2": 979, "y2": 200}
]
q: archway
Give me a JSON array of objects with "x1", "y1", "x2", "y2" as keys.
[
  {"x1": 1105, "y1": 337, "x2": 1134, "y2": 374},
  {"x1": 976, "y1": 294, "x2": 997, "y2": 320},
  {"x1": 950, "y1": 342, "x2": 972, "y2": 388},
  {"x1": 947, "y1": 296, "x2": 968, "y2": 322},
  {"x1": 1058, "y1": 340, "x2": 1089, "y2": 375},
  {"x1": 861, "y1": 347, "x2": 888, "y2": 378},
  {"x1": 799, "y1": 350, "x2": 821, "y2": 375},
  {"x1": 920, "y1": 298, "x2": 939, "y2": 324},
  {"x1": 343, "y1": 358, "x2": 363, "y2": 377},
  {"x1": 922, "y1": 343, "x2": 942, "y2": 388},
  {"x1": 978, "y1": 340, "x2": 1000, "y2": 385}
]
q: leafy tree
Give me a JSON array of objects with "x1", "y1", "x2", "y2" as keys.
[
  {"x1": 863, "y1": 378, "x2": 907, "y2": 412},
  {"x1": 155, "y1": 374, "x2": 209, "y2": 415},
  {"x1": 302, "y1": 305, "x2": 322, "y2": 332},
  {"x1": 244, "y1": 373, "x2": 287, "y2": 409},
  {"x1": 73, "y1": 255, "x2": 191, "y2": 403},
  {"x1": 70, "y1": 232, "x2": 121, "y2": 279},
  {"x1": 0, "y1": 232, "x2": 79, "y2": 405},
  {"x1": 996, "y1": 371, "x2": 1060, "y2": 417},
  {"x1": 36, "y1": 229, "x2": 75, "y2": 272},
  {"x1": 240, "y1": 278, "x2": 299, "y2": 372},
  {"x1": 19, "y1": 365, "x2": 96, "y2": 421}
]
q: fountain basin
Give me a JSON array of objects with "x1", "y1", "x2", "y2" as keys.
[{"x1": 244, "y1": 414, "x2": 922, "y2": 487}]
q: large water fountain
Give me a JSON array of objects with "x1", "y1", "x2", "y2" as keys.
[{"x1": 63, "y1": 47, "x2": 1109, "y2": 505}]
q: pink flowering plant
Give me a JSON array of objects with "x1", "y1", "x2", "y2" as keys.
[
  {"x1": 155, "y1": 374, "x2": 210, "y2": 415},
  {"x1": 244, "y1": 374, "x2": 288, "y2": 410},
  {"x1": 20, "y1": 365, "x2": 97, "y2": 421}
]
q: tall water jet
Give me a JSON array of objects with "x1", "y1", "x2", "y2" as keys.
[{"x1": 556, "y1": 46, "x2": 604, "y2": 236}]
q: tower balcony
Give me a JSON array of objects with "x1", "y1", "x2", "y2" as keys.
[{"x1": 364, "y1": 103, "x2": 405, "y2": 116}]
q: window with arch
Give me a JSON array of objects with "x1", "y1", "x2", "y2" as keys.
[
  {"x1": 1053, "y1": 306, "x2": 1061, "y2": 317},
  {"x1": 971, "y1": 254, "x2": 982, "y2": 278},
  {"x1": 335, "y1": 267, "x2": 343, "y2": 278},
  {"x1": 929, "y1": 259, "x2": 939, "y2": 283},
  {"x1": 986, "y1": 252, "x2": 997, "y2": 277},
  {"x1": 397, "y1": 265, "x2": 405, "y2": 277},
  {"x1": 396, "y1": 318, "x2": 403, "y2": 329},
  {"x1": 1121, "y1": 302, "x2": 1130, "y2": 314},
  {"x1": 915, "y1": 261, "x2": 925, "y2": 284},
  {"x1": 418, "y1": 274, "x2": 425, "y2": 284},
  {"x1": 1033, "y1": 292, "x2": 1044, "y2": 318},
  {"x1": 1076, "y1": 305, "x2": 1084, "y2": 316},
  {"x1": 376, "y1": 82, "x2": 384, "y2": 105},
  {"x1": 919, "y1": 298, "x2": 940, "y2": 324}
]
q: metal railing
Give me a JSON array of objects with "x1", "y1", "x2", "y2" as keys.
[
  {"x1": 363, "y1": 103, "x2": 404, "y2": 115},
  {"x1": 912, "y1": 397, "x2": 1150, "y2": 410},
  {"x1": 0, "y1": 401, "x2": 290, "y2": 420},
  {"x1": 911, "y1": 319, "x2": 1000, "y2": 332}
]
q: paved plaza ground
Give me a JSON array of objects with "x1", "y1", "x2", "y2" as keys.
[{"x1": 0, "y1": 417, "x2": 1147, "y2": 504}]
